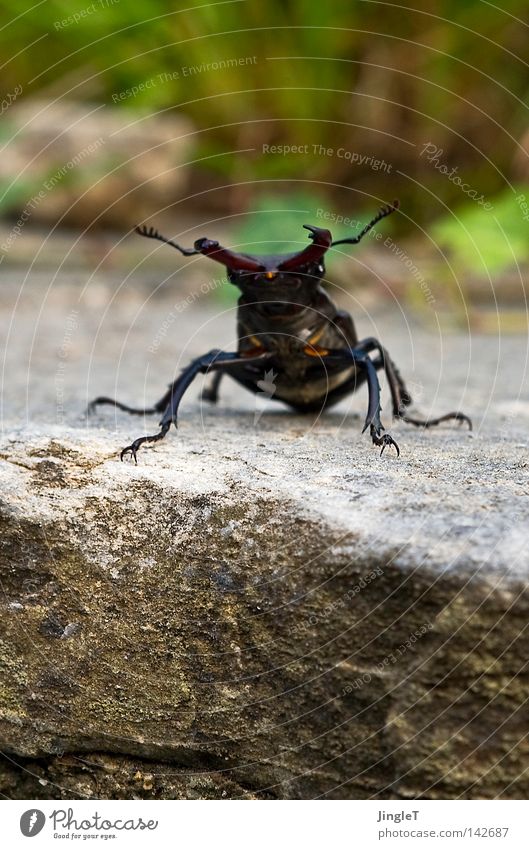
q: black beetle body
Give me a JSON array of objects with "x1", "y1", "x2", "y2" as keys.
[{"x1": 88, "y1": 202, "x2": 471, "y2": 461}]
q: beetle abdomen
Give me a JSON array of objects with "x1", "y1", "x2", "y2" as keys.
[{"x1": 271, "y1": 365, "x2": 359, "y2": 409}]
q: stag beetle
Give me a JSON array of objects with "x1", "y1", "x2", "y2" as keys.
[{"x1": 88, "y1": 200, "x2": 471, "y2": 462}]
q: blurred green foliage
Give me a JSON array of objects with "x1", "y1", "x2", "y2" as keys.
[
  {"x1": 231, "y1": 191, "x2": 329, "y2": 254},
  {"x1": 433, "y1": 186, "x2": 529, "y2": 277},
  {"x1": 2, "y1": 0, "x2": 528, "y2": 207},
  {"x1": 1, "y1": 0, "x2": 529, "y2": 305}
]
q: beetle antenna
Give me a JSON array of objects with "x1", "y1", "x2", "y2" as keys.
[
  {"x1": 135, "y1": 224, "x2": 199, "y2": 256},
  {"x1": 331, "y1": 199, "x2": 400, "y2": 247}
]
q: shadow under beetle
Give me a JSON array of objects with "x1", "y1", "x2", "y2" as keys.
[{"x1": 88, "y1": 200, "x2": 471, "y2": 462}]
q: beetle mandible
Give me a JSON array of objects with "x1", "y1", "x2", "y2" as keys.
[{"x1": 88, "y1": 200, "x2": 471, "y2": 462}]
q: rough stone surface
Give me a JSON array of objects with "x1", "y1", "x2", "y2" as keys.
[{"x1": 1, "y1": 271, "x2": 528, "y2": 799}]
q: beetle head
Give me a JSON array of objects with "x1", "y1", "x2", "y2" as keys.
[
  {"x1": 135, "y1": 202, "x2": 398, "y2": 297},
  {"x1": 195, "y1": 225, "x2": 332, "y2": 295}
]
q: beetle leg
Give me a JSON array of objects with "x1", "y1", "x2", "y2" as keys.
[
  {"x1": 201, "y1": 370, "x2": 224, "y2": 404},
  {"x1": 87, "y1": 388, "x2": 171, "y2": 417},
  {"x1": 355, "y1": 337, "x2": 411, "y2": 414},
  {"x1": 321, "y1": 348, "x2": 400, "y2": 456},
  {"x1": 120, "y1": 349, "x2": 272, "y2": 463},
  {"x1": 119, "y1": 423, "x2": 171, "y2": 464},
  {"x1": 398, "y1": 410, "x2": 472, "y2": 429},
  {"x1": 356, "y1": 337, "x2": 471, "y2": 430},
  {"x1": 358, "y1": 354, "x2": 400, "y2": 456},
  {"x1": 201, "y1": 342, "x2": 266, "y2": 402}
]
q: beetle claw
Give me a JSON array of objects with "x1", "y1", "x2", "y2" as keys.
[
  {"x1": 119, "y1": 423, "x2": 171, "y2": 464},
  {"x1": 371, "y1": 428, "x2": 400, "y2": 458},
  {"x1": 380, "y1": 434, "x2": 400, "y2": 457},
  {"x1": 120, "y1": 443, "x2": 138, "y2": 464}
]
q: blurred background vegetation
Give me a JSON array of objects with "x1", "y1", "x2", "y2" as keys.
[{"x1": 0, "y1": 0, "x2": 528, "y2": 326}]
